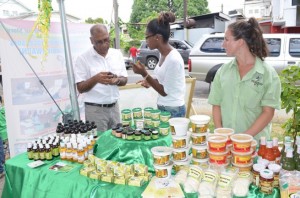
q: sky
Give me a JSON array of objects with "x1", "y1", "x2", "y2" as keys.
[{"x1": 17, "y1": 0, "x2": 244, "y2": 22}]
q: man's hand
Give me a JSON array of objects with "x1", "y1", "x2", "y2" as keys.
[{"x1": 95, "y1": 72, "x2": 115, "y2": 85}]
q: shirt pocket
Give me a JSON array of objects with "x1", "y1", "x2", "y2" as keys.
[{"x1": 244, "y1": 83, "x2": 264, "y2": 109}]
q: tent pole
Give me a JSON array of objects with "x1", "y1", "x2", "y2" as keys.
[{"x1": 57, "y1": 0, "x2": 80, "y2": 121}]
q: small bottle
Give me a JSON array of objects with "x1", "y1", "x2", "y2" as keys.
[
  {"x1": 272, "y1": 137, "x2": 281, "y2": 164},
  {"x1": 27, "y1": 143, "x2": 34, "y2": 160},
  {"x1": 91, "y1": 121, "x2": 98, "y2": 139},
  {"x1": 257, "y1": 137, "x2": 266, "y2": 160},
  {"x1": 60, "y1": 142, "x2": 66, "y2": 160},
  {"x1": 294, "y1": 136, "x2": 300, "y2": 155},
  {"x1": 263, "y1": 140, "x2": 276, "y2": 164},
  {"x1": 33, "y1": 145, "x2": 39, "y2": 161},
  {"x1": 77, "y1": 144, "x2": 85, "y2": 164},
  {"x1": 66, "y1": 143, "x2": 73, "y2": 161},
  {"x1": 72, "y1": 143, "x2": 78, "y2": 162},
  {"x1": 281, "y1": 141, "x2": 292, "y2": 165},
  {"x1": 89, "y1": 135, "x2": 95, "y2": 146},
  {"x1": 82, "y1": 142, "x2": 88, "y2": 160},
  {"x1": 45, "y1": 144, "x2": 53, "y2": 160},
  {"x1": 282, "y1": 148, "x2": 296, "y2": 171},
  {"x1": 87, "y1": 139, "x2": 93, "y2": 155},
  {"x1": 39, "y1": 144, "x2": 45, "y2": 161},
  {"x1": 281, "y1": 136, "x2": 291, "y2": 158},
  {"x1": 52, "y1": 142, "x2": 59, "y2": 157}
]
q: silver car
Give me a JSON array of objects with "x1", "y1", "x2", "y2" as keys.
[{"x1": 137, "y1": 39, "x2": 193, "y2": 69}]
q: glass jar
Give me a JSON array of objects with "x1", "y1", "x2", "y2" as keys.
[
  {"x1": 267, "y1": 164, "x2": 281, "y2": 188},
  {"x1": 144, "y1": 132, "x2": 151, "y2": 141},
  {"x1": 252, "y1": 163, "x2": 265, "y2": 186},
  {"x1": 127, "y1": 131, "x2": 134, "y2": 140},
  {"x1": 134, "y1": 132, "x2": 142, "y2": 141},
  {"x1": 121, "y1": 131, "x2": 127, "y2": 140},
  {"x1": 259, "y1": 169, "x2": 274, "y2": 195},
  {"x1": 115, "y1": 129, "x2": 123, "y2": 138},
  {"x1": 151, "y1": 130, "x2": 159, "y2": 140}
]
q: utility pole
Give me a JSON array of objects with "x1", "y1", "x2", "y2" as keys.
[
  {"x1": 183, "y1": 0, "x2": 187, "y2": 40},
  {"x1": 113, "y1": 0, "x2": 120, "y2": 49}
]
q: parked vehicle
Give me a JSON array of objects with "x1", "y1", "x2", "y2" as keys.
[
  {"x1": 137, "y1": 39, "x2": 193, "y2": 69},
  {"x1": 188, "y1": 33, "x2": 300, "y2": 84},
  {"x1": 124, "y1": 57, "x2": 132, "y2": 70}
]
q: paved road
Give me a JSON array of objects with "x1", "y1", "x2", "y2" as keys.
[{"x1": 126, "y1": 69, "x2": 210, "y2": 99}]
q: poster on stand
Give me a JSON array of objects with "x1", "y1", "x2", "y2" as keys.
[{"x1": 0, "y1": 19, "x2": 92, "y2": 157}]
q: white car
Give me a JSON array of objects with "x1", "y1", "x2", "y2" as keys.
[{"x1": 188, "y1": 33, "x2": 300, "y2": 84}]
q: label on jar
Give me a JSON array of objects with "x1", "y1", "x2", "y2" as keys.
[
  {"x1": 233, "y1": 143, "x2": 251, "y2": 152},
  {"x1": 234, "y1": 156, "x2": 251, "y2": 164},
  {"x1": 218, "y1": 174, "x2": 233, "y2": 188},
  {"x1": 208, "y1": 142, "x2": 226, "y2": 152},
  {"x1": 192, "y1": 148, "x2": 207, "y2": 159},
  {"x1": 155, "y1": 169, "x2": 168, "y2": 178},
  {"x1": 173, "y1": 151, "x2": 186, "y2": 161},
  {"x1": 173, "y1": 139, "x2": 186, "y2": 148}
]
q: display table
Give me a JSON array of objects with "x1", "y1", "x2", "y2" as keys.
[
  {"x1": 2, "y1": 153, "x2": 280, "y2": 198},
  {"x1": 94, "y1": 130, "x2": 172, "y2": 172}
]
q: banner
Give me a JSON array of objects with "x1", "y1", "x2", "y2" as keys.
[{"x1": 0, "y1": 19, "x2": 92, "y2": 156}]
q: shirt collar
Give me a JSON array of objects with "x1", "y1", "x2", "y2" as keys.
[
  {"x1": 230, "y1": 57, "x2": 265, "y2": 74},
  {"x1": 91, "y1": 47, "x2": 111, "y2": 58}
]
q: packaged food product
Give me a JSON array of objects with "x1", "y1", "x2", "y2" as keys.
[
  {"x1": 216, "y1": 167, "x2": 239, "y2": 198},
  {"x1": 189, "y1": 115, "x2": 210, "y2": 133},
  {"x1": 198, "y1": 168, "x2": 219, "y2": 197},
  {"x1": 191, "y1": 132, "x2": 208, "y2": 145},
  {"x1": 214, "y1": 128, "x2": 234, "y2": 145},
  {"x1": 207, "y1": 134, "x2": 227, "y2": 152},
  {"x1": 184, "y1": 165, "x2": 205, "y2": 193},
  {"x1": 232, "y1": 171, "x2": 252, "y2": 197},
  {"x1": 230, "y1": 134, "x2": 253, "y2": 152},
  {"x1": 169, "y1": 117, "x2": 190, "y2": 136},
  {"x1": 153, "y1": 161, "x2": 173, "y2": 179}
]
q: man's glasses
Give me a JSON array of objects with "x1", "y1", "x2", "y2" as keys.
[{"x1": 94, "y1": 37, "x2": 110, "y2": 45}]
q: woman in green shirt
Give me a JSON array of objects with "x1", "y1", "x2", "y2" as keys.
[{"x1": 208, "y1": 18, "x2": 281, "y2": 141}]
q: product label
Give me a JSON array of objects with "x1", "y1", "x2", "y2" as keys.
[
  {"x1": 192, "y1": 123, "x2": 208, "y2": 133},
  {"x1": 60, "y1": 151, "x2": 66, "y2": 159},
  {"x1": 173, "y1": 151, "x2": 186, "y2": 161},
  {"x1": 172, "y1": 139, "x2": 186, "y2": 148},
  {"x1": 192, "y1": 136, "x2": 206, "y2": 145},
  {"x1": 209, "y1": 155, "x2": 226, "y2": 164},
  {"x1": 203, "y1": 170, "x2": 218, "y2": 183},
  {"x1": 39, "y1": 152, "x2": 45, "y2": 160},
  {"x1": 155, "y1": 169, "x2": 168, "y2": 178},
  {"x1": 188, "y1": 166, "x2": 203, "y2": 180},
  {"x1": 192, "y1": 148, "x2": 207, "y2": 159},
  {"x1": 233, "y1": 143, "x2": 251, "y2": 152},
  {"x1": 45, "y1": 152, "x2": 52, "y2": 160},
  {"x1": 27, "y1": 151, "x2": 34, "y2": 159},
  {"x1": 218, "y1": 174, "x2": 233, "y2": 188},
  {"x1": 208, "y1": 142, "x2": 226, "y2": 152},
  {"x1": 234, "y1": 156, "x2": 251, "y2": 164}
]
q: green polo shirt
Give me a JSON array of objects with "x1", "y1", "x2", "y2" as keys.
[{"x1": 208, "y1": 57, "x2": 281, "y2": 141}]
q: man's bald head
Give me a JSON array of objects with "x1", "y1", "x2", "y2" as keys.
[{"x1": 90, "y1": 24, "x2": 108, "y2": 37}]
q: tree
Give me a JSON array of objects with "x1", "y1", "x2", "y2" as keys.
[
  {"x1": 130, "y1": 0, "x2": 209, "y2": 24},
  {"x1": 128, "y1": 0, "x2": 209, "y2": 39},
  {"x1": 85, "y1": 17, "x2": 105, "y2": 24}
]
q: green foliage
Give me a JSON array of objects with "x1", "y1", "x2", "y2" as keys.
[
  {"x1": 128, "y1": 0, "x2": 209, "y2": 40},
  {"x1": 280, "y1": 65, "x2": 300, "y2": 144},
  {"x1": 85, "y1": 17, "x2": 105, "y2": 24}
]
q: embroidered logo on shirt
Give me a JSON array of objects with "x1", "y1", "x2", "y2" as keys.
[{"x1": 251, "y1": 72, "x2": 263, "y2": 87}]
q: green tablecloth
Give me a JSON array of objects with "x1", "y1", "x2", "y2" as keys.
[
  {"x1": 94, "y1": 130, "x2": 172, "y2": 172},
  {"x1": 1, "y1": 153, "x2": 280, "y2": 198},
  {"x1": 2, "y1": 153, "x2": 147, "y2": 198}
]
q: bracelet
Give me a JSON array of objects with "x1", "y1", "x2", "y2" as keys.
[{"x1": 143, "y1": 73, "x2": 150, "y2": 80}]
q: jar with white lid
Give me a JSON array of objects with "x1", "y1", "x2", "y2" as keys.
[{"x1": 259, "y1": 169, "x2": 274, "y2": 195}]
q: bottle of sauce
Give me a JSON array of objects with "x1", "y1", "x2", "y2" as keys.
[
  {"x1": 258, "y1": 137, "x2": 266, "y2": 160},
  {"x1": 294, "y1": 146, "x2": 300, "y2": 171},
  {"x1": 77, "y1": 144, "x2": 85, "y2": 164},
  {"x1": 27, "y1": 143, "x2": 33, "y2": 160},
  {"x1": 33, "y1": 145, "x2": 39, "y2": 161},
  {"x1": 60, "y1": 142, "x2": 66, "y2": 160},
  {"x1": 281, "y1": 141, "x2": 292, "y2": 165},
  {"x1": 91, "y1": 121, "x2": 98, "y2": 139},
  {"x1": 45, "y1": 144, "x2": 53, "y2": 160},
  {"x1": 39, "y1": 144, "x2": 45, "y2": 161},
  {"x1": 263, "y1": 140, "x2": 275, "y2": 164},
  {"x1": 52, "y1": 142, "x2": 59, "y2": 157},
  {"x1": 282, "y1": 148, "x2": 296, "y2": 171},
  {"x1": 272, "y1": 137, "x2": 281, "y2": 164},
  {"x1": 66, "y1": 143, "x2": 73, "y2": 161},
  {"x1": 72, "y1": 143, "x2": 78, "y2": 162}
]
